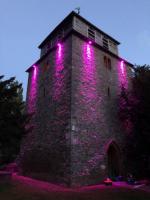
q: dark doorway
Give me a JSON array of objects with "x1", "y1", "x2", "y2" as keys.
[{"x1": 107, "y1": 142, "x2": 121, "y2": 179}]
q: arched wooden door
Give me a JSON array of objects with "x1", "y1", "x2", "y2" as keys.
[{"x1": 107, "y1": 142, "x2": 121, "y2": 179}]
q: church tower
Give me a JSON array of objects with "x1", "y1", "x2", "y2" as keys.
[{"x1": 19, "y1": 11, "x2": 133, "y2": 187}]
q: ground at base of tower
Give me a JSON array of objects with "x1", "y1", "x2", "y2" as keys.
[{"x1": 0, "y1": 173, "x2": 150, "y2": 200}]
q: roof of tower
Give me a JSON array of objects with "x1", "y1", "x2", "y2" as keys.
[{"x1": 38, "y1": 11, "x2": 120, "y2": 49}]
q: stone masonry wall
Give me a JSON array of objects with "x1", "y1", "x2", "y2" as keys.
[
  {"x1": 19, "y1": 36, "x2": 72, "y2": 186},
  {"x1": 70, "y1": 35, "x2": 132, "y2": 186},
  {"x1": 20, "y1": 32, "x2": 132, "y2": 187}
]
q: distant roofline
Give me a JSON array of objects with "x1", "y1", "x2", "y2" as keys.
[{"x1": 38, "y1": 11, "x2": 120, "y2": 48}]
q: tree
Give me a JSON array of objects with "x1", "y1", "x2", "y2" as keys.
[
  {"x1": 0, "y1": 75, "x2": 27, "y2": 165},
  {"x1": 119, "y1": 65, "x2": 150, "y2": 178}
]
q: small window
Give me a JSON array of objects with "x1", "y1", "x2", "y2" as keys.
[
  {"x1": 107, "y1": 58, "x2": 111, "y2": 70},
  {"x1": 104, "y1": 56, "x2": 107, "y2": 68},
  {"x1": 88, "y1": 27, "x2": 95, "y2": 41},
  {"x1": 42, "y1": 60, "x2": 49, "y2": 73},
  {"x1": 103, "y1": 36, "x2": 109, "y2": 50},
  {"x1": 107, "y1": 87, "x2": 110, "y2": 97},
  {"x1": 103, "y1": 56, "x2": 112, "y2": 70},
  {"x1": 43, "y1": 87, "x2": 46, "y2": 97}
]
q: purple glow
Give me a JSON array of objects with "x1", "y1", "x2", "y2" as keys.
[
  {"x1": 57, "y1": 43, "x2": 62, "y2": 58},
  {"x1": 53, "y1": 43, "x2": 64, "y2": 101},
  {"x1": 12, "y1": 173, "x2": 121, "y2": 191},
  {"x1": 78, "y1": 42, "x2": 99, "y2": 122},
  {"x1": 33, "y1": 65, "x2": 37, "y2": 79},
  {"x1": 88, "y1": 41, "x2": 92, "y2": 45},
  {"x1": 27, "y1": 64, "x2": 38, "y2": 113},
  {"x1": 87, "y1": 44, "x2": 92, "y2": 59},
  {"x1": 120, "y1": 60, "x2": 124, "y2": 74},
  {"x1": 118, "y1": 60, "x2": 128, "y2": 89}
]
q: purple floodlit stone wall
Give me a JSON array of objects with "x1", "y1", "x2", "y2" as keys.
[
  {"x1": 70, "y1": 35, "x2": 132, "y2": 186},
  {"x1": 19, "y1": 36, "x2": 72, "y2": 185},
  {"x1": 20, "y1": 33, "x2": 132, "y2": 187}
]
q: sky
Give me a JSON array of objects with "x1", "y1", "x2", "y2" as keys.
[{"x1": 0, "y1": 0, "x2": 150, "y2": 98}]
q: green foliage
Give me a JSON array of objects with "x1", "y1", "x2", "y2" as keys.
[
  {"x1": 0, "y1": 76, "x2": 28, "y2": 164},
  {"x1": 119, "y1": 65, "x2": 150, "y2": 178}
]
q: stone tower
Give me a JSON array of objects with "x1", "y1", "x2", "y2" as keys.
[{"x1": 19, "y1": 11, "x2": 133, "y2": 187}]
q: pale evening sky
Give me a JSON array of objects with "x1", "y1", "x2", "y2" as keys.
[{"x1": 0, "y1": 0, "x2": 150, "y2": 98}]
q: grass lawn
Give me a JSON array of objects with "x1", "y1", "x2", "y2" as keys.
[{"x1": 0, "y1": 175, "x2": 150, "y2": 200}]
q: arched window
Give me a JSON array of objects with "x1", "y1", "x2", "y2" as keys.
[
  {"x1": 104, "y1": 56, "x2": 111, "y2": 70},
  {"x1": 107, "y1": 58, "x2": 111, "y2": 70},
  {"x1": 107, "y1": 87, "x2": 110, "y2": 97},
  {"x1": 107, "y1": 141, "x2": 121, "y2": 179},
  {"x1": 43, "y1": 87, "x2": 46, "y2": 97},
  {"x1": 42, "y1": 60, "x2": 49, "y2": 73},
  {"x1": 104, "y1": 56, "x2": 107, "y2": 68}
]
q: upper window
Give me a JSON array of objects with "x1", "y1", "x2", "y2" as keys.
[
  {"x1": 104, "y1": 56, "x2": 112, "y2": 70},
  {"x1": 42, "y1": 60, "x2": 49, "y2": 73},
  {"x1": 104, "y1": 56, "x2": 107, "y2": 67},
  {"x1": 88, "y1": 27, "x2": 95, "y2": 41},
  {"x1": 103, "y1": 36, "x2": 109, "y2": 50},
  {"x1": 107, "y1": 58, "x2": 111, "y2": 70},
  {"x1": 43, "y1": 87, "x2": 46, "y2": 97},
  {"x1": 107, "y1": 87, "x2": 110, "y2": 97}
]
